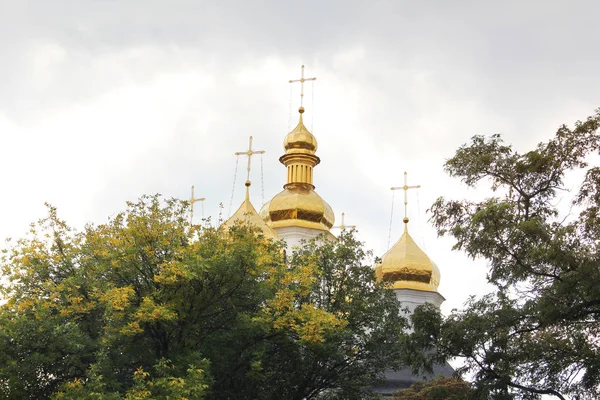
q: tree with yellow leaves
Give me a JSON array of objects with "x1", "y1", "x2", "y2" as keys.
[{"x1": 0, "y1": 195, "x2": 408, "y2": 399}]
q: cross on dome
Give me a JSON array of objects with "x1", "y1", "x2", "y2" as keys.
[
  {"x1": 289, "y1": 65, "x2": 316, "y2": 111},
  {"x1": 235, "y1": 136, "x2": 265, "y2": 187},
  {"x1": 223, "y1": 136, "x2": 279, "y2": 240},
  {"x1": 391, "y1": 172, "x2": 421, "y2": 229}
]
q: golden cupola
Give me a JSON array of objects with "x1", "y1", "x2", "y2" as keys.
[
  {"x1": 222, "y1": 180, "x2": 279, "y2": 240},
  {"x1": 376, "y1": 223, "x2": 440, "y2": 292},
  {"x1": 260, "y1": 107, "x2": 334, "y2": 231}
]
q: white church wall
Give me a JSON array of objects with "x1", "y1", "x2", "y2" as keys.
[
  {"x1": 275, "y1": 225, "x2": 336, "y2": 250},
  {"x1": 394, "y1": 288, "x2": 445, "y2": 320}
]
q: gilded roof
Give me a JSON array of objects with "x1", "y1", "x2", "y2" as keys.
[
  {"x1": 262, "y1": 183, "x2": 334, "y2": 231},
  {"x1": 222, "y1": 186, "x2": 279, "y2": 240},
  {"x1": 375, "y1": 227, "x2": 440, "y2": 292},
  {"x1": 283, "y1": 111, "x2": 318, "y2": 156}
]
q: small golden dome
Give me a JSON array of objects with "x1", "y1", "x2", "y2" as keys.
[
  {"x1": 283, "y1": 108, "x2": 318, "y2": 156},
  {"x1": 262, "y1": 183, "x2": 334, "y2": 231},
  {"x1": 222, "y1": 183, "x2": 279, "y2": 240},
  {"x1": 375, "y1": 227, "x2": 440, "y2": 292}
]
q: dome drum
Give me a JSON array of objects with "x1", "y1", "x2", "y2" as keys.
[{"x1": 280, "y1": 142, "x2": 320, "y2": 188}]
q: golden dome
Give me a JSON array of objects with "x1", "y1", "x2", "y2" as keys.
[
  {"x1": 283, "y1": 107, "x2": 318, "y2": 156},
  {"x1": 279, "y1": 109, "x2": 321, "y2": 191},
  {"x1": 262, "y1": 183, "x2": 334, "y2": 231},
  {"x1": 261, "y1": 106, "x2": 334, "y2": 232},
  {"x1": 375, "y1": 226, "x2": 440, "y2": 292},
  {"x1": 222, "y1": 182, "x2": 279, "y2": 240}
]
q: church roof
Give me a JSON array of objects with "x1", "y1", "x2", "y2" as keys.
[
  {"x1": 375, "y1": 224, "x2": 441, "y2": 292},
  {"x1": 222, "y1": 182, "x2": 279, "y2": 240},
  {"x1": 283, "y1": 108, "x2": 318, "y2": 156},
  {"x1": 262, "y1": 184, "x2": 334, "y2": 231}
]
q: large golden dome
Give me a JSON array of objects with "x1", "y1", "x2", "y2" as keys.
[
  {"x1": 261, "y1": 107, "x2": 335, "y2": 232},
  {"x1": 262, "y1": 183, "x2": 334, "y2": 231},
  {"x1": 375, "y1": 226, "x2": 440, "y2": 292}
]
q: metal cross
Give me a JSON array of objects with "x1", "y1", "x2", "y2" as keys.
[
  {"x1": 391, "y1": 172, "x2": 421, "y2": 225},
  {"x1": 333, "y1": 212, "x2": 356, "y2": 231},
  {"x1": 289, "y1": 65, "x2": 316, "y2": 109},
  {"x1": 189, "y1": 185, "x2": 206, "y2": 225},
  {"x1": 235, "y1": 136, "x2": 265, "y2": 184}
]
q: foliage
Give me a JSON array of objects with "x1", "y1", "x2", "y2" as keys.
[
  {"x1": 392, "y1": 377, "x2": 475, "y2": 400},
  {"x1": 412, "y1": 109, "x2": 600, "y2": 399},
  {"x1": 0, "y1": 195, "x2": 408, "y2": 399},
  {"x1": 240, "y1": 231, "x2": 409, "y2": 400}
]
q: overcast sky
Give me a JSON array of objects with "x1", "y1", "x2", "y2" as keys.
[{"x1": 1, "y1": 0, "x2": 599, "y2": 313}]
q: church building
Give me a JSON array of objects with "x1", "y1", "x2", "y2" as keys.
[{"x1": 220, "y1": 66, "x2": 453, "y2": 395}]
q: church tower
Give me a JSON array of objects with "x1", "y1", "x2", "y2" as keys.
[
  {"x1": 260, "y1": 66, "x2": 335, "y2": 248},
  {"x1": 373, "y1": 173, "x2": 452, "y2": 395},
  {"x1": 376, "y1": 172, "x2": 444, "y2": 312},
  {"x1": 375, "y1": 222, "x2": 444, "y2": 313}
]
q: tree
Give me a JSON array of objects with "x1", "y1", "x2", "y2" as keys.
[
  {"x1": 0, "y1": 195, "x2": 408, "y2": 399},
  {"x1": 412, "y1": 109, "x2": 600, "y2": 399},
  {"x1": 392, "y1": 377, "x2": 475, "y2": 400},
  {"x1": 245, "y1": 231, "x2": 408, "y2": 400}
]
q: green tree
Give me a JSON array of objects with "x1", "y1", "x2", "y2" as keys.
[
  {"x1": 392, "y1": 377, "x2": 475, "y2": 400},
  {"x1": 238, "y1": 231, "x2": 408, "y2": 400},
  {"x1": 413, "y1": 110, "x2": 600, "y2": 399},
  {"x1": 0, "y1": 195, "x2": 408, "y2": 399}
]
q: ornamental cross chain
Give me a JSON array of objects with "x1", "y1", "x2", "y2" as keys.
[
  {"x1": 289, "y1": 65, "x2": 316, "y2": 109},
  {"x1": 333, "y1": 212, "x2": 356, "y2": 231},
  {"x1": 391, "y1": 172, "x2": 421, "y2": 225},
  {"x1": 189, "y1": 185, "x2": 206, "y2": 225},
  {"x1": 235, "y1": 136, "x2": 265, "y2": 184}
]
